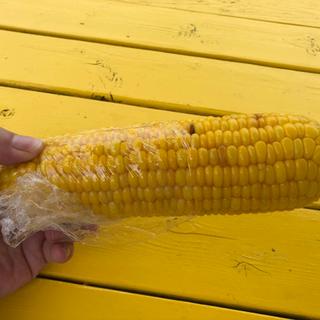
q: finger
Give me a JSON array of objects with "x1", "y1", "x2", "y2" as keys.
[
  {"x1": 43, "y1": 241, "x2": 74, "y2": 264},
  {"x1": 21, "y1": 232, "x2": 47, "y2": 277},
  {"x1": 0, "y1": 128, "x2": 43, "y2": 165},
  {"x1": 44, "y1": 230, "x2": 73, "y2": 243}
]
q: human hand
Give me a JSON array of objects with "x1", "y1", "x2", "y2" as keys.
[{"x1": 0, "y1": 128, "x2": 74, "y2": 298}]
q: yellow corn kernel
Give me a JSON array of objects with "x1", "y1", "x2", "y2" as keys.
[
  {"x1": 249, "y1": 127, "x2": 260, "y2": 144},
  {"x1": 237, "y1": 117, "x2": 247, "y2": 129},
  {"x1": 207, "y1": 131, "x2": 215, "y2": 148},
  {"x1": 306, "y1": 181, "x2": 318, "y2": 198},
  {"x1": 295, "y1": 123, "x2": 305, "y2": 138},
  {"x1": 284, "y1": 123, "x2": 298, "y2": 139},
  {"x1": 266, "y1": 144, "x2": 276, "y2": 165},
  {"x1": 158, "y1": 149, "x2": 168, "y2": 170},
  {"x1": 232, "y1": 131, "x2": 241, "y2": 146},
  {"x1": 212, "y1": 186, "x2": 222, "y2": 199},
  {"x1": 226, "y1": 145, "x2": 238, "y2": 166},
  {"x1": 187, "y1": 148, "x2": 198, "y2": 168},
  {"x1": 196, "y1": 167, "x2": 205, "y2": 186},
  {"x1": 176, "y1": 169, "x2": 186, "y2": 186},
  {"x1": 265, "y1": 125, "x2": 275, "y2": 142},
  {"x1": 313, "y1": 146, "x2": 320, "y2": 165},
  {"x1": 274, "y1": 161, "x2": 287, "y2": 184},
  {"x1": 167, "y1": 170, "x2": 175, "y2": 186},
  {"x1": 241, "y1": 186, "x2": 251, "y2": 199},
  {"x1": 231, "y1": 166, "x2": 239, "y2": 186},
  {"x1": 293, "y1": 139, "x2": 304, "y2": 159},
  {"x1": 307, "y1": 160, "x2": 318, "y2": 180},
  {"x1": 240, "y1": 128, "x2": 250, "y2": 145},
  {"x1": 255, "y1": 141, "x2": 267, "y2": 163},
  {"x1": 209, "y1": 148, "x2": 219, "y2": 166},
  {"x1": 167, "y1": 149, "x2": 177, "y2": 170},
  {"x1": 223, "y1": 167, "x2": 232, "y2": 187},
  {"x1": 119, "y1": 174, "x2": 129, "y2": 188},
  {"x1": 238, "y1": 146, "x2": 249, "y2": 166},
  {"x1": 182, "y1": 186, "x2": 193, "y2": 200},
  {"x1": 223, "y1": 187, "x2": 232, "y2": 198},
  {"x1": 203, "y1": 119, "x2": 212, "y2": 131},
  {"x1": 281, "y1": 137, "x2": 294, "y2": 160},
  {"x1": 265, "y1": 165, "x2": 275, "y2": 185},
  {"x1": 258, "y1": 128, "x2": 268, "y2": 142},
  {"x1": 147, "y1": 171, "x2": 157, "y2": 188},
  {"x1": 193, "y1": 186, "x2": 203, "y2": 200},
  {"x1": 186, "y1": 168, "x2": 197, "y2": 186},
  {"x1": 272, "y1": 141, "x2": 284, "y2": 161},
  {"x1": 239, "y1": 167, "x2": 249, "y2": 186},
  {"x1": 215, "y1": 130, "x2": 223, "y2": 146},
  {"x1": 198, "y1": 148, "x2": 209, "y2": 166},
  {"x1": 274, "y1": 125, "x2": 285, "y2": 141},
  {"x1": 228, "y1": 118, "x2": 239, "y2": 131},
  {"x1": 205, "y1": 166, "x2": 213, "y2": 186},
  {"x1": 295, "y1": 159, "x2": 308, "y2": 181},
  {"x1": 305, "y1": 124, "x2": 319, "y2": 139},
  {"x1": 200, "y1": 134, "x2": 207, "y2": 148},
  {"x1": 285, "y1": 160, "x2": 295, "y2": 181},
  {"x1": 248, "y1": 165, "x2": 259, "y2": 184},
  {"x1": 232, "y1": 186, "x2": 241, "y2": 197},
  {"x1": 113, "y1": 190, "x2": 122, "y2": 203},
  {"x1": 223, "y1": 131, "x2": 233, "y2": 146},
  {"x1": 213, "y1": 166, "x2": 223, "y2": 187},
  {"x1": 303, "y1": 138, "x2": 316, "y2": 159},
  {"x1": 271, "y1": 184, "x2": 280, "y2": 199},
  {"x1": 298, "y1": 181, "x2": 308, "y2": 196}
]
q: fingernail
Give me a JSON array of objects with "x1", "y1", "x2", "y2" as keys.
[
  {"x1": 62, "y1": 242, "x2": 73, "y2": 260},
  {"x1": 11, "y1": 135, "x2": 43, "y2": 153}
]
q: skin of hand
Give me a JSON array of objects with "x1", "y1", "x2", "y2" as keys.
[{"x1": 0, "y1": 128, "x2": 74, "y2": 298}]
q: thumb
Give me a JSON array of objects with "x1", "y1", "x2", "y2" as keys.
[{"x1": 0, "y1": 128, "x2": 43, "y2": 165}]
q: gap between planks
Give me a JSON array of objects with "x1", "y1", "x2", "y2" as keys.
[
  {"x1": 111, "y1": 0, "x2": 320, "y2": 30},
  {"x1": 1, "y1": 1, "x2": 320, "y2": 75},
  {"x1": 0, "y1": 23, "x2": 320, "y2": 75},
  {"x1": 0, "y1": 80, "x2": 235, "y2": 117}
]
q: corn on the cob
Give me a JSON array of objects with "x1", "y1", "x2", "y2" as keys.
[{"x1": 1, "y1": 113, "x2": 320, "y2": 220}]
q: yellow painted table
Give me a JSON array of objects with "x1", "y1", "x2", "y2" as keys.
[{"x1": 0, "y1": 1, "x2": 320, "y2": 319}]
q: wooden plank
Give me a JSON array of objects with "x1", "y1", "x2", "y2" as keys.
[
  {"x1": 0, "y1": 86, "x2": 200, "y2": 138},
  {"x1": 1, "y1": 87, "x2": 320, "y2": 318},
  {"x1": 0, "y1": 278, "x2": 286, "y2": 320},
  {"x1": 110, "y1": 0, "x2": 320, "y2": 29},
  {"x1": 43, "y1": 209, "x2": 320, "y2": 319},
  {"x1": 0, "y1": 1, "x2": 320, "y2": 73},
  {"x1": 1, "y1": 30, "x2": 320, "y2": 118}
]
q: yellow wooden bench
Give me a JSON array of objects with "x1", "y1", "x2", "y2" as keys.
[{"x1": 0, "y1": 1, "x2": 320, "y2": 319}]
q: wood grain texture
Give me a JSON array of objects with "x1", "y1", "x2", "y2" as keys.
[
  {"x1": 110, "y1": 0, "x2": 320, "y2": 29},
  {"x1": 0, "y1": 278, "x2": 286, "y2": 320},
  {"x1": 0, "y1": 87, "x2": 200, "y2": 137},
  {"x1": 1, "y1": 87, "x2": 320, "y2": 318},
  {"x1": 43, "y1": 209, "x2": 320, "y2": 319},
  {"x1": 0, "y1": 0, "x2": 320, "y2": 73},
  {"x1": 1, "y1": 30, "x2": 320, "y2": 118}
]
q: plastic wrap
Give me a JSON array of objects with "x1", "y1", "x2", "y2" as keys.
[
  {"x1": 1, "y1": 114, "x2": 320, "y2": 247},
  {"x1": 0, "y1": 120, "x2": 193, "y2": 247}
]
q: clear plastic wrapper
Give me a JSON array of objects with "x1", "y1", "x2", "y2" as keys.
[
  {"x1": 1, "y1": 114, "x2": 320, "y2": 247},
  {"x1": 0, "y1": 121, "x2": 192, "y2": 247}
]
